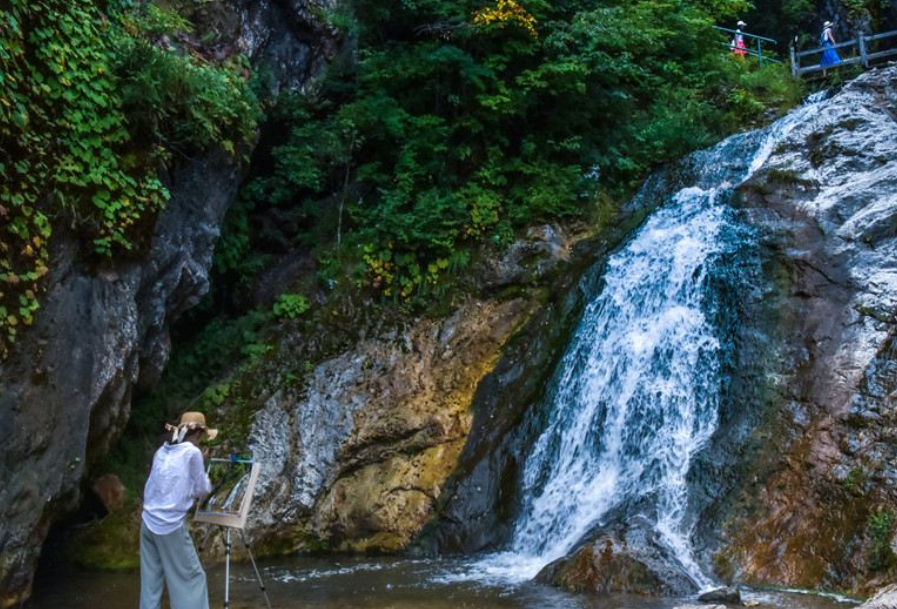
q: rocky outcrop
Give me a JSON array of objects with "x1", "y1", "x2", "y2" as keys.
[
  {"x1": 0, "y1": 151, "x2": 242, "y2": 606},
  {"x1": 248, "y1": 298, "x2": 533, "y2": 552},
  {"x1": 0, "y1": 1, "x2": 340, "y2": 605},
  {"x1": 217, "y1": 224, "x2": 606, "y2": 555},
  {"x1": 712, "y1": 67, "x2": 897, "y2": 592},
  {"x1": 860, "y1": 584, "x2": 897, "y2": 608}
]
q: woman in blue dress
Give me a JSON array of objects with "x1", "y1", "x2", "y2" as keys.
[{"x1": 820, "y1": 20, "x2": 841, "y2": 75}]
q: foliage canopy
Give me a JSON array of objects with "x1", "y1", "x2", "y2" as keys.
[{"x1": 229, "y1": 0, "x2": 799, "y2": 303}]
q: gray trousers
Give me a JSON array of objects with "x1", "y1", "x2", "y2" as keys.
[{"x1": 140, "y1": 522, "x2": 210, "y2": 609}]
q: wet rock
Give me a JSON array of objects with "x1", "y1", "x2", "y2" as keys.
[
  {"x1": 707, "y1": 67, "x2": 897, "y2": 592},
  {"x1": 674, "y1": 605, "x2": 727, "y2": 609},
  {"x1": 699, "y1": 587, "x2": 742, "y2": 604},
  {"x1": 536, "y1": 519, "x2": 700, "y2": 596}
]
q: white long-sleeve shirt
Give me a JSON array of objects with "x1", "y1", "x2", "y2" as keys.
[{"x1": 142, "y1": 442, "x2": 212, "y2": 535}]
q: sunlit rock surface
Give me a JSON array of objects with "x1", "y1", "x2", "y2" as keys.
[{"x1": 239, "y1": 225, "x2": 600, "y2": 554}]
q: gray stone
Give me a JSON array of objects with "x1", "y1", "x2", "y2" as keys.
[
  {"x1": 859, "y1": 584, "x2": 897, "y2": 609},
  {"x1": 699, "y1": 587, "x2": 741, "y2": 604}
]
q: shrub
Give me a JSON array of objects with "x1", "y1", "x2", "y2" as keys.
[
  {"x1": 868, "y1": 509, "x2": 896, "y2": 572},
  {"x1": 273, "y1": 294, "x2": 311, "y2": 319}
]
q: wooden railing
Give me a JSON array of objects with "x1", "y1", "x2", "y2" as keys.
[
  {"x1": 713, "y1": 26, "x2": 780, "y2": 66},
  {"x1": 791, "y1": 29, "x2": 897, "y2": 77}
]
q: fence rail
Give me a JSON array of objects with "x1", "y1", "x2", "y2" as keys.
[
  {"x1": 713, "y1": 26, "x2": 780, "y2": 66},
  {"x1": 791, "y1": 28, "x2": 897, "y2": 78}
]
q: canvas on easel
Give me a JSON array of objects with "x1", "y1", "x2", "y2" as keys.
[{"x1": 194, "y1": 458, "x2": 260, "y2": 529}]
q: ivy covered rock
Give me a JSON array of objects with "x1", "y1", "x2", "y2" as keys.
[{"x1": 0, "y1": 0, "x2": 338, "y2": 604}]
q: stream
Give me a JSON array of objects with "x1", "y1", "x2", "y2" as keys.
[{"x1": 26, "y1": 556, "x2": 856, "y2": 609}]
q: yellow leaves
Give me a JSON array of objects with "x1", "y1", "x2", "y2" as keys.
[{"x1": 473, "y1": 0, "x2": 538, "y2": 38}]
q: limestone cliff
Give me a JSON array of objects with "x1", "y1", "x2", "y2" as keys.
[{"x1": 716, "y1": 66, "x2": 897, "y2": 593}]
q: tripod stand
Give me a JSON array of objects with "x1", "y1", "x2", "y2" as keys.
[
  {"x1": 194, "y1": 458, "x2": 271, "y2": 609},
  {"x1": 222, "y1": 526, "x2": 272, "y2": 609}
]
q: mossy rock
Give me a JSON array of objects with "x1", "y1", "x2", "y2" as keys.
[{"x1": 63, "y1": 500, "x2": 141, "y2": 571}]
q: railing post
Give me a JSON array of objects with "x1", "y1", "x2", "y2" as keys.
[
  {"x1": 858, "y1": 30, "x2": 869, "y2": 68},
  {"x1": 790, "y1": 43, "x2": 799, "y2": 78},
  {"x1": 757, "y1": 38, "x2": 764, "y2": 66}
]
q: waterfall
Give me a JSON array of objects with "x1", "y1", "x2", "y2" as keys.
[{"x1": 469, "y1": 99, "x2": 824, "y2": 587}]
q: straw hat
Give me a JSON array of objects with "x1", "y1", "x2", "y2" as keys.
[
  {"x1": 166, "y1": 411, "x2": 218, "y2": 443},
  {"x1": 737, "y1": 20, "x2": 747, "y2": 27},
  {"x1": 824, "y1": 20, "x2": 833, "y2": 28}
]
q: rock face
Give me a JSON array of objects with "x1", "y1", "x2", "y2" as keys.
[
  {"x1": 233, "y1": 225, "x2": 607, "y2": 555},
  {"x1": 860, "y1": 584, "x2": 897, "y2": 609},
  {"x1": 0, "y1": 1, "x2": 339, "y2": 605},
  {"x1": 0, "y1": 151, "x2": 242, "y2": 606},
  {"x1": 249, "y1": 298, "x2": 532, "y2": 552},
  {"x1": 714, "y1": 67, "x2": 897, "y2": 593}
]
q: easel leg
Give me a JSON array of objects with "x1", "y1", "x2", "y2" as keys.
[
  {"x1": 240, "y1": 530, "x2": 273, "y2": 609},
  {"x1": 224, "y1": 528, "x2": 231, "y2": 609}
]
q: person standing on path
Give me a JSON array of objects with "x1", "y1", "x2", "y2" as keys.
[
  {"x1": 140, "y1": 412, "x2": 217, "y2": 609},
  {"x1": 820, "y1": 20, "x2": 841, "y2": 75},
  {"x1": 733, "y1": 20, "x2": 748, "y2": 57}
]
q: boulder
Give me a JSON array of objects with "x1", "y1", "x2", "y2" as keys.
[
  {"x1": 91, "y1": 474, "x2": 126, "y2": 514},
  {"x1": 699, "y1": 587, "x2": 742, "y2": 604},
  {"x1": 535, "y1": 518, "x2": 700, "y2": 596}
]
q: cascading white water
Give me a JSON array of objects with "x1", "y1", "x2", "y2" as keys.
[
  {"x1": 477, "y1": 187, "x2": 735, "y2": 588},
  {"x1": 468, "y1": 98, "x2": 825, "y2": 587}
]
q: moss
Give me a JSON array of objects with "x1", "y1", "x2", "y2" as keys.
[
  {"x1": 765, "y1": 167, "x2": 814, "y2": 188},
  {"x1": 712, "y1": 549, "x2": 736, "y2": 584},
  {"x1": 63, "y1": 500, "x2": 141, "y2": 571}
]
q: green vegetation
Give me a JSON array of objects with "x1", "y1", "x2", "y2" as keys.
[
  {"x1": 64, "y1": 498, "x2": 141, "y2": 571},
  {"x1": 747, "y1": 0, "x2": 893, "y2": 49},
  {"x1": 867, "y1": 508, "x2": 896, "y2": 571},
  {"x1": 0, "y1": 0, "x2": 258, "y2": 358},
  {"x1": 273, "y1": 293, "x2": 311, "y2": 319},
  {"x1": 224, "y1": 0, "x2": 800, "y2": 307}
]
